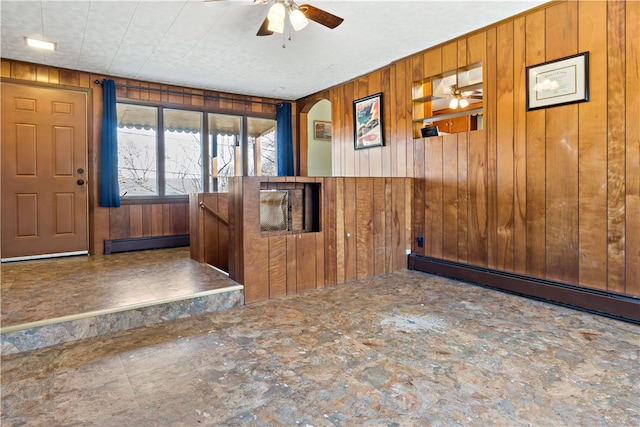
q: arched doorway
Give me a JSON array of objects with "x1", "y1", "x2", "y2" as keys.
[{"x1": 299, "y1": 98, "x2": 332, "y2": 177}]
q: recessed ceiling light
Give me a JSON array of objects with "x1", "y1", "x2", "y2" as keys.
[{"x1": 24, "y1": 37, "x2": 56, "y2": 51}]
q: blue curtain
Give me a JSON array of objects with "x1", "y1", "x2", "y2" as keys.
[
  {"x1": 276, "y1": 102, "x2": 294, "y2": 176},
  {"x1": 99, "y1": 79, "x2": 120, "y2": 207}
]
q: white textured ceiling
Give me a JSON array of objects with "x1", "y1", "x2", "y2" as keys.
[{"x1": 1, "y1": 0, "x2": 548, "y2": 100}]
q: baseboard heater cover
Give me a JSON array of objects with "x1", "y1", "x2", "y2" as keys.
[
  {"x1": 408, "y1": 254, "x2": 640, "y2": 324},
  {"x1": 104, "y1": 234, "x2": 190, "y2": 254}
]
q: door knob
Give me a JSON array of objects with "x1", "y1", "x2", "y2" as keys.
[{"x1": 77, "y1": 179, "x2": 85, "y2": 185}]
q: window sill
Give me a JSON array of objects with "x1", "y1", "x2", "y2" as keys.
[{"x1": 120, "y1": 195, "x2": 189, "y2": 205}]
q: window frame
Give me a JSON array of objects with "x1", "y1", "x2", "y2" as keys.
[{"x1": 116, "y1": 99, "x2": 276, "y2": 204}]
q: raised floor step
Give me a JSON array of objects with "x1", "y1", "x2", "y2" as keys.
[{"x1": 1, "y1": 286, "x2": 243, "y2": 355}]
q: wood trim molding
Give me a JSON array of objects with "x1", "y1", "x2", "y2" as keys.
[{"x1": 408, "y1": 254, "x2": 640, "y2": 324}]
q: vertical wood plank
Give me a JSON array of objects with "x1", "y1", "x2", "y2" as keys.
[
  {"x1": 457, "y1": 133, "x2": 469, "y2": 263},
  {"x1": 626, "y1": 0, "x2": 640, "y2": 297},
  {"x1": 458, "y1": 39, "x2": 468, "y2": 68},
  {"x1": 368, "y1": 71, "x2": 383, "y2": 177},
  {"x1": 330, "y1": 87, "x2": 342, "y2": 176},
  {"x1": 129, "y1": 205, "x2": 143, "y2": 238},
  {"x1": 355, "y1": 178, "x2": 374, "y2": 279},
  {"x1": 343, "y1": 82, "x2": 356, "y2": 176},
  {"x1": 467, "y1": 130, "x2": 488, "y2": 266},
  {"x1": 242, "y1": 178, "x2": 270, "y2": 303},
  {"x1": 442, "y1": 42, "x2": 457, "y2": 73},
  {"x1": 373, "y1": 178, "x2": 386, "y2": 275},
  {"x1": 384, "y1": 178, "x2": 394, "y2": 271},
  {"x1": 403, "y1": 59, "x2": 414, "y2": 177},
  {"x1": 513, "y1": 16, "x2": 528, "y2": 275},
  {"x1": 578, "y1": 0, "x2": 608, "y2": 290},
  {"x1": 335, "y1": 178, "x2": 346, "y2": 284},
  {"x1": 525, "y1": 9, "x2": 547, "y2": 278},
  {"x1": 413, "y1": 140, "x2": 426, "y2": 257},
  {"x1": 344, "y1": 178, "x2": 358, "y2": 281},
  {"x1": 496, "y1": 21, "x2": 515, "y2": 272},
  {"x1": 606, "y1": 0, "x2": 626, "y2": 293},
  {"x1": 356, "y1": 77, "x2": 369, "y2": 177},
  {"x1": 142, "y1": 204, "x2": 153, "y2": 237},
  {"x1": 391, "y1": 178, "x2": 406, "y2": 270},
  {"x1": 404, "y1": 178, "x2": 412, "y2": 265},
  {"x1": 286, "y1": 235, "x2": 298, "y2": 295},
  {"x1": 189, "y1": 195, "x2": 201, "y2": 262},
  {"x1": 323, "y1": 177, "x2": 338, "y2": 286},
  {"x1": 394, "y1": 60, "x2": 409, "y2": 177},
  {"x1": 545, "y1": 0, "x2": 579, "y2": 284},
  {"x1": 467, "y1": 32, "x2": 486, "y2": 65},
  {"x1": 425, "y1": 137, "x2": 443, "y2": 258},
  {"x1": 423, "y1": 48, "x2": 443, "y2": 79},
  {"x1": 268, "y1": 236, "x2": 287, "y2": 298},
  {"x1": 109, "y1": 206, "x2": 130, "y2": 240},
  {"x1": 296, "y1": 233, "x2": 317, "y2": 291},
  {"x1": 486, "y1": 26, "x2": 499, "y2": 269},
  {"x1": 442, "y1": 134, "x2": 458, "y2": 261},
  {"x1": 151, "y1": 204, "x2": 163, "y2": 236},
  {"x1": 203, "y1": 194, "x2": 219, "y2": 269},
  {"x1": 315, "y1": 232, "x2": 325, "y2": 289},
  {"x1": 381, "y1": 68, "x2": 393, "y2": 178},
  {"x1": 162, "y1": 204, "x2": 171, "y2": 235}
]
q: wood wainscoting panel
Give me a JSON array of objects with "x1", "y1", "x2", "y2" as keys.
[
  {"x1": 606, "y1": 0, "x2": 627, "y2": 294},
  {"x1": 355, "y1": 178, "x2": 374, "y2": 279},
  {"x1": 577, "y1": 0, "x2": 608, "y2": 290},
  {"x1": 229, "y1": 177, "x2": 413, "y2": 303},
  {"x1": 625, "y1": 0, "x2": 640, "y2": 296}
]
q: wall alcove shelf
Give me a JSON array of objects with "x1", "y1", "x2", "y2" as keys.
[{"x1": 412, "y1": 62, "x2": 484, "y2": 138}]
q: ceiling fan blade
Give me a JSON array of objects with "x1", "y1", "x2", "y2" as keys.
[
  {"x1": 299, "y1": 4, "x2": 344, "y2": 29},
  {"x1": 256, "y1": 16, "x2": 274, "y2": 36}
]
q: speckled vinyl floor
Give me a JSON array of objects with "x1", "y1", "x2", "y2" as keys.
[
  {"x1": 2, "y1": 262, "x2": 639, "y2": 426},
  {"x1": 1, "y1": 247, "x2": 236, "y2": 327}
]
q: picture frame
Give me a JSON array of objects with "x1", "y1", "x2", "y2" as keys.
[
  {"x1": 313, "y1": 120, "x2": 331, "y2": 140},
  {"x1": 353, "y1": 92, "x2": 383, "y2": 149},
  {"x1": 526, "y1": 51, "x2": 589, "y2": 111}
]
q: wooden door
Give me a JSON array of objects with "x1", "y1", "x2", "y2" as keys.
[{"x1": 1, "y1": 83, "x2": 88, "y2": 259}]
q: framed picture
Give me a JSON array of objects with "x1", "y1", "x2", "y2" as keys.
[
  {"x1": 313, "y1": 120, "x2": 331, "y2": 140},
  {"x1": 526, "y1": 51, "x2": 589, "y2": 111},
  {"x1": 353, "y1": 92, "x2": 383, "y2": 149}
]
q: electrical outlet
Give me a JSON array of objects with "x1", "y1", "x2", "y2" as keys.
[{"x1": 417, "y1": 236, "x2": 424, "y2": 247}]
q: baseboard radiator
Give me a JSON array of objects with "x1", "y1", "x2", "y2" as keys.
[
  {"x1": 104, "y1": 234, "x2": 190, "y2": 255},
  {"x1": 408, "y1": 254, "x2": 640, "y2": 324}
]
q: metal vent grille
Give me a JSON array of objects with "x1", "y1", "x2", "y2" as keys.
[{"x1": 260, "y1": 190, "x2": 289, "y2": 232}]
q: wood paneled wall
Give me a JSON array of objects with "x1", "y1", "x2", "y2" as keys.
[
  {"x1": 229, "y1": 177, "x2": 412, "y2": 303},
  {"x1": 109, "y1": 201, "x2": 189, "y2": 240},
  {"x1": 1, "y1": 58, "x2": 281, "y2": 255},
  {"x1": 299, "y1": 0, "x2": 639, "y2": 298},
  {"x1": 189, "y1": 193, "x2": 229, "y2": 272}
]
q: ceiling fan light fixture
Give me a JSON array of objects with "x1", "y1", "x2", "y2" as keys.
[
  {"x1": 459, "y1": 98, "x2": 469, "y2": 108},
  {"x1": 289, "y1": 8, "x2": 309, "y2": 31},
  {"x1": 449, "y1": 98, "x2": 459, "y2": 109},
  {"x1": 267, "y1": 3, "x2": 286, "y2": 33}
]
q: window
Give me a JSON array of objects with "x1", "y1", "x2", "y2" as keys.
[
  {"x1": 209, "y1": 113, "x2": 241, "y2": 192},
  {"x1": 117, "y1": 104, "x2": 158, "y2": 196},
  {"x1": 164, "y1": 109, "x2": 203, "y2": 195},
  {"x1": 247, "y1": 117, "x2": 277, "y2": 177},
  {"x1": 116, "y1": 103, "x2": 276, "y2": 197}
]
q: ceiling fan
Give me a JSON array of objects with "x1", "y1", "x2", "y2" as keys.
[
  {"x1": 205, "y1": 0, "x2": 343, "y2": 38},
  {"x1": 447, "y1": 84, "x2": 483, "y2": 110}
]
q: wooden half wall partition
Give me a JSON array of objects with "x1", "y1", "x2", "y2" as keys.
[{"x1": 228, "y1": 176, "x2": 412, "y2": 303}]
